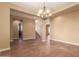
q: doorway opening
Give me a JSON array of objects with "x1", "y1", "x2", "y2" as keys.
[
  {"x1": 12, "y1": 19, "x2": 23, "y2": 40},
  {"x1": 18, "y1": 20, "x2": 23, "y2": 40}
]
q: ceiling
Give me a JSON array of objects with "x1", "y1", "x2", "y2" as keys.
[
  {"x1": 10, "y1": 2, "x2": 75, "y2": 15},
  {"x1": 10, "y1": 9, "x2": 36, "y2": 20}
]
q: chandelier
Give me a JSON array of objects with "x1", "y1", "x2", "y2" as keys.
[{"x1": 37, "y1": 2, "x2": 52, "y2": 20}]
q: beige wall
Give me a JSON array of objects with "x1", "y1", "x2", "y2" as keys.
[
  {"x1": 10, "y1": 15, "x2": 13, "y2": 41},
  {"x1": 10, "y1": 3, "x2": 36, "y2": 40},
  {"x1": 11, "y1": 16, "x2": 35, "y2": 40},
  {"x1": 0, "y1": 3, "x2": 10, "y2": 50},
  {"x1": 10, "y1": 16, "x2": 19, "y2": 40},
  {"x1": 0, "y1": 3, "x2": 36, "y2": 50},
  {"x1": 50, "y1": 10, "x2": 79, "y2": 45},
  {"x1": 23, "y1": 18, "x2": 35, "y2": 40},
  {"x1": 12, "y1": 20, "x2": 20, "y2": 39}
]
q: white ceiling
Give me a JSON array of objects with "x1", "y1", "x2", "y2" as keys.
[{"x1": 10, "y1": 2, "x2": 75, "y2": 15}]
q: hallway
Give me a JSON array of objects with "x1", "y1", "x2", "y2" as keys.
[{"x1": 0, "y1": 39, "x2": 79, "y2": 57}]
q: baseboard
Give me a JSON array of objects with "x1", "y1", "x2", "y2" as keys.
[
  {"x1": 12, "y1": 38, "x2": 19, "y2": 40},
  {"x1": 10, "y1": 40, "x2": 13, "y2": 42},
  {"x1": 51, "y1": 39, "x2": 79, "y2": 46},
  {"x1": 41, "y1": 40, "x2": 46, "y2": 42},
  {"x1": 0, "y1": 48, "x2": 10, "y2": 52},
  {"x1": 23, "y1": 37, "x2": 35, "y2": 40}
]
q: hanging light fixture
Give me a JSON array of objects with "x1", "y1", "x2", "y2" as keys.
[{"x1": 37, "y1": 2, "x2": 52, "y2": 20}]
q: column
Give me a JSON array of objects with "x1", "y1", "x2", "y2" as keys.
[{"x1": 41, "y1": 19, "x2": 46, "y2": 42}]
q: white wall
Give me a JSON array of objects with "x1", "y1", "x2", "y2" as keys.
[{"x1": 35, "y1": 18, "x2": 42, "y2": 37}]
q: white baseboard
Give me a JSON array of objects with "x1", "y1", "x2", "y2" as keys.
[
  {"x1": 42, "y1": 40, "x2": 46, "y2": 42},
  {"x1": 10, "y1": 40, "x2": 13, "y2": 42},
  {"x1": 0, "y1": 48, "x2": 10, "y2": 52},
  {"x1": 51, "y1": 39, "x2": 79, "y2": 46},
  {"x1": 11, "y1": 38, "x2": 19, "y2": 39},
  {"x1": 23, "y1": 37, "x2": 35, "y2": 40}
]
